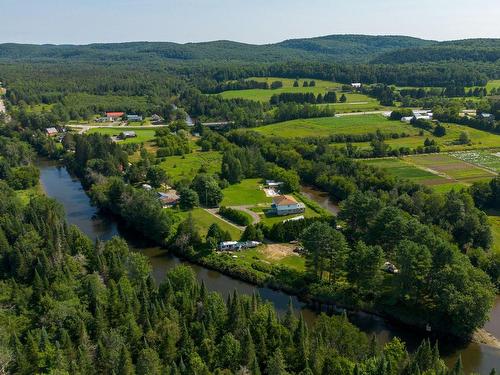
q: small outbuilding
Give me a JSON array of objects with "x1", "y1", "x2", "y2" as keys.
[
  {"x1": 46, "y1": 127, "x2": 58, "y2": 137},
  {"x1": 119, "y1": 131, "x2": 137, "y2": 139},
  {"x1": 127, "y1": 114, "x2": 143, "y2": 122}
]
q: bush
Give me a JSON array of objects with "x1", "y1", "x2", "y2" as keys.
[{"x1": 218, "y1": 206, "x2": 251, "y2": 226}]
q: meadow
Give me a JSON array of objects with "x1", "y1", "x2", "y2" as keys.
[
  {"x1": 253, "y1": 114, "x2": 414, "y2": 138},
  {"x1": 215, "y1": 76, "x2": 380, "y2": 111},
  {"x1": 158, "y1": 150, "x2": 223, "y2": 184},
  {"x1": 253, "y1": 114, "x2": 500, "y2": 153}
]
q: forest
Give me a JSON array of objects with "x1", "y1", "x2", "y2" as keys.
[{"x1": 1, "y1": 34, "x2": 500, "y2": 374}]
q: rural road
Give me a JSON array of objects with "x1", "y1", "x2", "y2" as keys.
[
  {"x1": 336, "y1": 110, "x2": 390, "y2": 117},
  {"x1": 229, "y1": 205, "x2": 261, "y2": 225}
]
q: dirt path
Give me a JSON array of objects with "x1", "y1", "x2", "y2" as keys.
[
  {"x1": 204, "y1": 208, "x2": 246, "y2": 231},
  {"x1": 66, "y1": 123, "x2": 166, "y2": 134}
]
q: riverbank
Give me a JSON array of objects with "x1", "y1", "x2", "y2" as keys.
[{"x1": 37, "y1": 160, "x2": 500, "y2": 374}]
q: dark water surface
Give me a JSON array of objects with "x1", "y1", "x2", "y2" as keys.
[{"x1": 38, "y1": 160, "x2": 499, "y2": 374}]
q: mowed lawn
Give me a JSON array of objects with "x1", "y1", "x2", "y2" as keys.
[
  {"x1": 221, "y1": 179, "x2": 272, "y2": 206},
  {"x1": 87, "y1": 127, "x2": 162, "y2": 144},
  {"x1": 253, "y1": 114, "x2": 416, "y2": 138},
  {"x1": 158, "y1": 151, "x2": 222, "y2": 183},
  {"x1": 488, "y1": 212, "x2": 500, "y2": 253}
]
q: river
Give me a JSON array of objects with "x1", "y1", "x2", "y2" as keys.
[{"x1": 37, "y1": 160, "x2": 499, "y2": 374}]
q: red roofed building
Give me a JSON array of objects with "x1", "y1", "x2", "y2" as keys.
[{"x1": 105, "y1": 112, "x2": 125, "y2": 121}]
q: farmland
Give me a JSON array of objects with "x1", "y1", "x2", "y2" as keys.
[
  {"x1": 253, "y1": 114, "x2": 413, "y2": 138},
  {"x1": 253, "y1": 114, "x2": 500, "y2": 152},
  {"x1": 363, "y1": 153, "x2": 498, "y2": 193},
  {"x1": 449, "y1": 150, "x2": 500, "y2": 172}
]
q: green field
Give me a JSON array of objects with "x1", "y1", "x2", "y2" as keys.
[
  {"x1": 217, "y1": 77, "x2": 341, "y2": 102},
  {"x1": 406, "y1": 154, "x2": 497, "y2": 184},
  {"x1": 215, "y1": 77, "x2": 380, "y2": 111},
  {"x1": 488, "y1": 213, "x2": 500, "y2": 253},
  {"x1": 253, "y1": 114, "x2": 413, "y2": 138},
  {"x1": 174, "y1": 208, "x2": 242, "y2": 240},
  {"x1": 362, "y1": 153, "x2": 497, "y2": 192},
  {"x1": 254, "y1": 114, "x2": 500, "y2": 152},
  {"x1": 87, "y1": 127, "x2": 162, "y2": 144},
  {"x1": 362, "y1": 158, "x2": 449, "y2": 184},
  {"x1": 158, "y1": 151, "x2": 222, "y2": 183},
  {"x1": 221, "y1": 179, "x2": 272, "y2": 206}
]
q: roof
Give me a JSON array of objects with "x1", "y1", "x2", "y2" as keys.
[
  {"x1": 46, "y1": 127, "x2": 58, "y2": 133},
  {"x1": 121, "y1": 131, "x2": 136, "y2": 136},
  {"x1": 273, "y1": 195, "x2": 299, "y2": 206},
  {"x1": 106, "y1": 112, "x2": 125, "y2": 117}
]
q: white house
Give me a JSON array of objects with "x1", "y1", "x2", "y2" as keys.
[
  {"x1": 270, "y1": 195, "x2": 306, "y2": 216},
  {"x1": 351, "y1": 83, "x2": 362, "y2": 88},
  {"x1": 401, "y1": 116, "x2": 414, "y2": 123}
]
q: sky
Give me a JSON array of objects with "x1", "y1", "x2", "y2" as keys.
[{"x1": 1, "y1": 0, "x2": 500, "y2": 45}]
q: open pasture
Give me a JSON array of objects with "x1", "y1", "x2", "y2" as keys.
[
  {"x1": 158, "y1": 151, "x2": 222, "y2": 183},
  {"x1": 216, "y1": 76, "x2": 378, "y2": 109},
  {"x1": 253, "y1": 114, "x2": 416, "y2": 138},
  {"x1": 87, "y1": 127, "x2": 161, "y2": 143},
  {"x1": 174, "y1": 208, "x2": 242, "y2": 240}
]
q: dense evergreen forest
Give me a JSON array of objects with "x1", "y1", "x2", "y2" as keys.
[{"x1": 0, "y1": 130, "x2": 464, "y2": 375}]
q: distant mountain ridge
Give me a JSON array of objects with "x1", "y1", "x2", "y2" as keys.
[{"x1": 0, "y1": 34, "x2": 498, "y2": 64}]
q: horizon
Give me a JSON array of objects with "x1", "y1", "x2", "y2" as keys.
[
  {"x1": 2, "y1": 0, "x2": 500, "y2": 45},
  {"x1": 2, "y1": 33, "x2": 500, "y2": 47}
]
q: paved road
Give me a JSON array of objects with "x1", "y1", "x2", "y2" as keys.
[
  {"x1": 66, "y1": 123, "x2": 168, "y2": 134},
  {"x1": 230, "y1": 205, "x2": 261, "y2": 225}
]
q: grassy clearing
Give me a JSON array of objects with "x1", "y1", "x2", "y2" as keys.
[
  {"x1": 217, "y1": 77, "x2": 341, "y2": 103},
  {"x1": 232, "y1": 244, "x2": 306, "y2": 272},
  {"x1": 174, "y1": 208, "x2": 242, "y2": 240},
  {"x1": 87, "y1": 127, "x2": 161, "y2": 144},
  {"x1": 253, "y1": 114, "x2": 414, "y2": 138},
  {"x1": 158, "y1": 151, "x2": 222, "y2": 184},
  {"x1": 221, "y1": 179, "x2": 272, "y2": 206}
]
